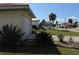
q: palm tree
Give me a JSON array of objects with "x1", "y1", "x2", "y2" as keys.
[{"x1": 49, "y1": 13, "x2": 56, "y2": 29}]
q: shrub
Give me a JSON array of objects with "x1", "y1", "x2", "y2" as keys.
[
  {"x1": 0, "y1": 24, "x2": 24, "y2": 47},
  {"x1": 58, "y1": 34, "x2": 64, "y2": 42},
  {"x1": 73, "y1": 24, "x2": 78, "y2": 28},
  {"x1": 35, "y1": 31, "x2": 53, "y2": 46},
  {"x1": 32, "y1": 29, "x2": 37, "y2": 34}
]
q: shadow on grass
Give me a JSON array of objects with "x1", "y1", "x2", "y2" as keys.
[
  {"x1": 24, "y1": 45, "x2": 61, "y2": 55},
  {"x1": 0, "y1": 42, "x2": 61, "y2": 55}
]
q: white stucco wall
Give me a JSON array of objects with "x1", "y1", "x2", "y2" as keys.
[
  {"x1": 22, "y1": 16, "x2": 31, "y2": 37},
  {"x1": 0, "y1": 10, "x2": 32, "y2": 38},
  {"x1": 0, "y1": 10, "x2": 23, "y2": 29}
]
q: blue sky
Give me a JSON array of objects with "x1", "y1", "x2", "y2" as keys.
[{"x1": 29, "y1": 3, "x2": 79, "y2": 23}]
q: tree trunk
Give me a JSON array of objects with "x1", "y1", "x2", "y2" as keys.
[{"x1": 52, "y1": 21, "x2": 54, "y2": 29}]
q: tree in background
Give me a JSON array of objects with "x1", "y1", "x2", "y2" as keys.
[
  {"x1": 39, "y1": 19, "x2": 46, "y2": 30},
  {"x1": 49, "y1": 13, "x2": 56, "y2": 29},
  {"x1": 68, "y1": 18, "x2": 73, "y2": 28},
  {"x1": 56, "y1": 21, "x2": 58, "y2": 28},
  {"x1": 41, "y1": 19, "x2": 46, "y2": 26},
  {"x1": 68, "y1": 18, "x2": 73, "y2": 24},
  {"x1": 73, "y1": 22, "x2": 78, "y2": 28}
]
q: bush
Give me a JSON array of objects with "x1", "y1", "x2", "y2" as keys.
[
  {"x1": 32, "y1": 29, "x2": 38, "y2": 34},
  {"x1": 58, "y1": 34, "x2": 64, "y2": 42},
  {"x1": 0, "y1": 24, "x2": 24, "y2": 47},
  {"x1": 73, "y1": 24, "x2": 78, "y2": 28},
  {"x1": 35, "y1": 31, "x2": 53, "y2": 46},
  {"x1": 73, "y1": 22, "x2": 78, "y2": 28}
]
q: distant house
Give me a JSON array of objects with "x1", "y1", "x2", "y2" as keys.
[
  {"x1": 32, "y1": 18, "x2": 39, "y2": 29},
  {"x1": 0, "y1": 3, "x2": 36, "y2": 38}
]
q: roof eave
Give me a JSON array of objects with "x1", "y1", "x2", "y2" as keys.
[{"x1": 27, "y1": 5, "x2": 36, "y2": 18}]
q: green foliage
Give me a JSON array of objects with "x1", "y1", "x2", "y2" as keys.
[
  {"x1": 38, "y1": 19, "x2": 47, "y2": 30},
  {"x1": 49, "y1": 13, "x2": 56, "y2": 29},
  {"x1": 0, "y1": 24, "x2": 24, "y2": 46},
  {"x1": 73, "y1": 22, "x2": 78, "y2": 28},
  {"x1": 49, "y1": 13, "x2": 56, "y2": 21},
  {"x1": 32, "y1": 29, "x2": 37, "y2": 34},
  {"x1": 56, "y1": 21, "x2": 58, "y2": 24},
  {"x1": 56, "y1": 21, "x2": 58, "y2": 27},
  {"x1": 68, "y1": 18, "x2": 73, "y2": 24},
  {"x1": 35, "y1": 31, "x2": 53, "y2": 46}
]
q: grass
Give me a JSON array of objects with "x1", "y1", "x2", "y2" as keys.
[
  {"x1": 31, "y1": 29, "x2": 79, "y2": 55},
  {"x1": 47, "y1": 29, "x2": 79, "y2": 36},
  {"x1": 54, "y1": 42, "x2": 79, "y2": 55},
  {"x1": 0, "y1": 29, "x2": 79, "y2": 55},
  {"x1": 0, "y1": 52, "x2": 28, "y2": 55},
  {"x1": 57, "y1": 46, "x2": 79, "y2": 55}
]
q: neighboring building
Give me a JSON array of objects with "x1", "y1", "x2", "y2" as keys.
[
  {"x1": 32, "y1": 18, "x2": 40, "y2": 29},
  {"x1": 77, "y1": 22, "x2": 79, "y2": 27},
  {"x1": 0, "y1": 3, "x2": 36, "y2": 38}
]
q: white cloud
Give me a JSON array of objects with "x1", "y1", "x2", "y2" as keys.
[{"x1": 55, "y1": 18, "x2": 65, "y2": 24}]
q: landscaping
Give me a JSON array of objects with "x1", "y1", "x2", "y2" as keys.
[
  {"x1": 0, "y1": 45, "x2": 79, "y2": 55},
  {"x1": 0, "y1": 3, "x2": 79, "y2": 55},
  {"x1": 47, "y1": 29, "x2": 79, "y2": 36},
  {"x1": 0, "y1": 24, "x2": 79, "y2": 55},
  {"x1": 57, "y1": 46, "x2": 79, "y2": 55}
]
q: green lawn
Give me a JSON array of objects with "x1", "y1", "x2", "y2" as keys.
[
  {"x1": 47, "y1": 29, "x2": 79, "y2": 36},
  {"x1": 0, "y1": 52, "x2": 28, "y2": 55},
  {"x1": 57, "y1": 46, "x2": 79, "y2": 55}
]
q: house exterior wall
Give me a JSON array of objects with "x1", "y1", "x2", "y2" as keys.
[
  {"x1": 22, "y1": 16, "x2": 31, "y2": 37},
  {"x1": 0, "y1": 10, "x2": 23, "y2": 28},
  {"x1": 0, "y1": 10, "x2": 32, "y2": 38},
  {"x1": 22, "y1": 10, "x2": 32, "y2": 37}
]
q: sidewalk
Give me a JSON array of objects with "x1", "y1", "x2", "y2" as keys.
[{"x1": 52, "y1": 35, "x2": 79, "y2": 43}]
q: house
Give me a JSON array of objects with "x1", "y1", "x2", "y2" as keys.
[
  {"x1": 32, "y1": 18, "x2": 40, "y2": 29},
  {"x1": 0, "y1": 3, "x2": 36, "y2": 38}
]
